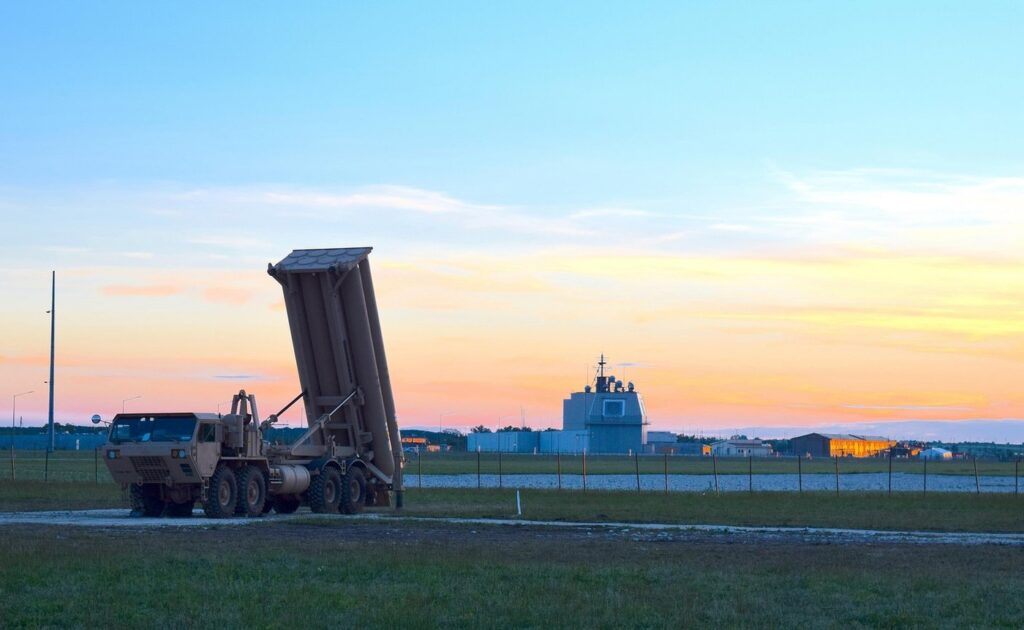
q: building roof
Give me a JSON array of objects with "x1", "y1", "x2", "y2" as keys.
[
  {"x1": 712, "y1": 439, "x2": 769, "y2": 447},
  {"x1": 272, "y1": 247, "x2": 372, "y2": 273},
  {"x1": 800, "y1": 433, "x2": 893, "y2": 443}
]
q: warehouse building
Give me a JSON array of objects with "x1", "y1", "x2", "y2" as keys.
[
  {"x1": 710, "y1": 438, "x2": 773, "y2": 457},
  {"x1": 790, "y1": 433, "x2": 895, "y2": 458},
  {"x1": 919, "y1": 447, "x2": 953, "y2": 460},
  {"x1": 467, "y1": 431, "x2": 538, "y2": 453}
]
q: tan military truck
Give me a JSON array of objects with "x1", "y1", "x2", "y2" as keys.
[{"x1": 100, "y1": 248, "x2": 404, "y2": 518}]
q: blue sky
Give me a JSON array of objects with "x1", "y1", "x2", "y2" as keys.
[
  {"x1": 3, "y1": 2, "x2": 1021, "y2": 200},
  {"x1": 2, "y1": 2, "x2": 1024, "y2": 439}
]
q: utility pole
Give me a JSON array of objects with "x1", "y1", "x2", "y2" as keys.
[
  {"x1": 439, "y1": 411, "x2": 455, "y2": 434},
  {"x1": 47, "y1": 271, "x2": 55, "y2": 453},
  {"x1": 11, "y1": 390, "x2": 33, "y2": 450}
]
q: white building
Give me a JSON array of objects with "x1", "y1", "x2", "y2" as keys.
[
  {"x1": 919, "y1": 447, "x2": 953, "y2": 460},
  {"x1": 711, "y1": 438, "x2": 773, "y2": 457}
]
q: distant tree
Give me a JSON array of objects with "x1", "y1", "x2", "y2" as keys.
[
  {"x1": 497, "y1": 425, "x2": 531, "y2": 432},
  {"x1": 469, "y1": 425, "x2": 492, "y2": 434}
]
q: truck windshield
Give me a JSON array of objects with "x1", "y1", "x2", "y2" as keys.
[{"x1": 110, "y1": 416, "x2": 196, "y2": 444}]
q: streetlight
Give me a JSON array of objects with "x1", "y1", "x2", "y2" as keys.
[
  {"x1": 11, "y1": 390, "x2": 33, "y2": 450},
  {"x1": 122, "y1": 395, "x2": 142, "y2": 413},
  {"x1": 439, "y1": 411, "x2": 456, "y2": 433}
]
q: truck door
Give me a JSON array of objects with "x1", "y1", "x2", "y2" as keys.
[{"x1": 196, "y1": 422, "x2": 221, "y2": 478}]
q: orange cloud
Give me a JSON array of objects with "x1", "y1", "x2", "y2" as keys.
[{"x1": 201, "y1": 287, "x2": 253, "y2": 305}]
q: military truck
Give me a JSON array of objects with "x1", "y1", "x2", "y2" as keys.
[{"x1": 100, "y1": 248, "x2": 404, "y2": 518}]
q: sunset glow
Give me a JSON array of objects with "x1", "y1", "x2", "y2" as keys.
[{"x1": 2, "y1": 3, "x2": 1022, "y2": 439}]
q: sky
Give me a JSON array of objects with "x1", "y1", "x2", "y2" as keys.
[{"x1": 2, "y1": 2, "x2": 1023, "y2": 439}]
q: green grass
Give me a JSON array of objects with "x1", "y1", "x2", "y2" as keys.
[
  {"x1": 394, "y1": 488, "x2": 1024, "y2": 532},
  {"x1": 0, "y1": 480, "x2": 124, "y2": 511},
  {"x1": 0, "y1": 450, "x2": 113, "y2": 483},
  {"x1": 1, "y1": 521, "x2": 1023, "y2": 628}
]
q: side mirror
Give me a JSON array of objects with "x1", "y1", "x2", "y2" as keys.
[{"x1": 91, "y1": 414, "x2": 102, "y2": 425}]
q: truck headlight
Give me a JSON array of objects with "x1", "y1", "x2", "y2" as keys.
[
  {"x1": 106, "y1": 450, "x2": 119, "y2": 460},
  {"x1": 171, "y1": 449, "x2": 188, "y2": 459}
]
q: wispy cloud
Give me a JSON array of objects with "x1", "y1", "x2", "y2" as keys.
[
  {"x1": 101, "y1": 284, "x2": 182, "y2": 297},
  {"x1": 188, "y1": 235, "x2": 272, "y2": 249}
]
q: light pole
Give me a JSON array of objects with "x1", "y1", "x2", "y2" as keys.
[
  {"x1": 122, "y1": 395, "x2": 142, "y2": 414},
  {"x1": 439, "y1": 411, "x2": 456, "y2": 433},
  {"x1": 11, "y1": 390, "x2": 33, "y2": 450},
  {"x1": 497, "y1": 415, "x2": 517, "y2": 431},
  {"x1": 46, "y1": 270, "x2": 55, "y2": 452}
]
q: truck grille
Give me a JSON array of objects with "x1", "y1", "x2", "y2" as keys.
[{"x1": 131, "y1": 456, "x2": 170, "y2": 483}]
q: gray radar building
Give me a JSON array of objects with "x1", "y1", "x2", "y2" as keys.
[
  {"x1": 469, "y1": 354, "x2": 649, "y2": 454},
  {"x1": 562, "y1": 354, "x2": 648, "y2": 454}
]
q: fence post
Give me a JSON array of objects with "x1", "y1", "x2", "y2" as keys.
[
  {"x1": 95, "y1": 446, "x2": 99, "y2": 484},
  {"x1": 557, "y1": 452, "x2": 562, "y2": 490},
  {"x1": 748, "y1": 455, "x2": 753, "y2": 494},
  {"x1": 888, "y1": 451, "x2": 892, "y2": 497},
  {"x1": 9, "y1": 446, "x2": 14, "y2": 481},
  {"x1": 45, "y1": 450, "x2": 50, "y2": 483},
  {"x1": 1016, "y1": 458, "x2": 1019, "y2": 496},
  {"x1": 498, "y1": 451, "x2": 503, "y2": 489},
  {"x1": 634, "y1": 452, "x2": 641, "y2": 493},
  {"x1": 582, "y1": 449, "x2": 587, "y2": 492},
  {"x1": 797, "y1": 455, "x2": 802, "y2": 493},
  {"x1": 923, "y1": 457, "x2": 927, "y2": 495},
  {"x1": 974, "y1": 456, "x2": 980, "y2": 494},
  {"x1": 712, "y1": 454, "x2": 719, "y2": 495},
  {"x1": 476, "y1": 449, "x2": 481, "y2": 489},
  {"x1": 418, "y1": 448, "x2": 422, "y2": 489},
  {"x1": 664, "y1": 452, "x2": 668, "y2": 494},
  {"x1": 834, "y1": 456, "x2": 839, "y2": 495}
]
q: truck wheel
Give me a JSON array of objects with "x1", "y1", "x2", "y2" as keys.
[
  {"x1": 340, "y1": 467, "x2": 366, "y2": 515},
  {"x1": 308, "y1": 467, "x2": 342, "y2": 513},
  {"x1": 273, "y1": 496, "x2": 301, "y2": 514},
  {"x1": 129, "y1": 484, "x2": 165, "y2": 517},
  {"x1": 202, "y1": 465, "x2": 237, "y2": 518},
  {"x1": 236, "y1": 466, "x2": 267, "y2": 517},
  {"x1": 165, "y1": 500, "x2": 195, "y2": 518}
]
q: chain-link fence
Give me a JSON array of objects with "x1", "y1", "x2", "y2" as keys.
[{"x1": 402, "y1": 451, "x2": 1023, "y2": 494}]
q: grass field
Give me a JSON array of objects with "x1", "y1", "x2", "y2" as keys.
[
  {"x1": 3, "y1": 481, "x2": 1024, "y2": 533},
  {"x1": 2, "y1": 519, "x2": 1024, "y2": 628},
  {"x1": 2, "y1": 449, "x2": 1021, "y2": 483},
  {"x1": 3, "y1": 481, "x2": 1024, "y2": 626}
]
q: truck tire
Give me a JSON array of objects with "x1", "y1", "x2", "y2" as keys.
[
  {"x1": 165, "y1": 500, "x2": 195, "y2": 518},
  {"x1": 273, "y1": 496, "x2": 301, "y2": 514},
  {"x1": 308, "y1": 467, "x2": 342, "y2": 513},
  {"x1": 129, "y1": 484, "x2": 165, "y2": 517},
  {"x1": 339, "y1": 467, "x2": 366, "y2": 514},
  {"x1": 236, "y1": 465, "x2": 267, "y2": 517},
  {"x1": 203, "y1": 465, "x2": 237, "y2": 518}
]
